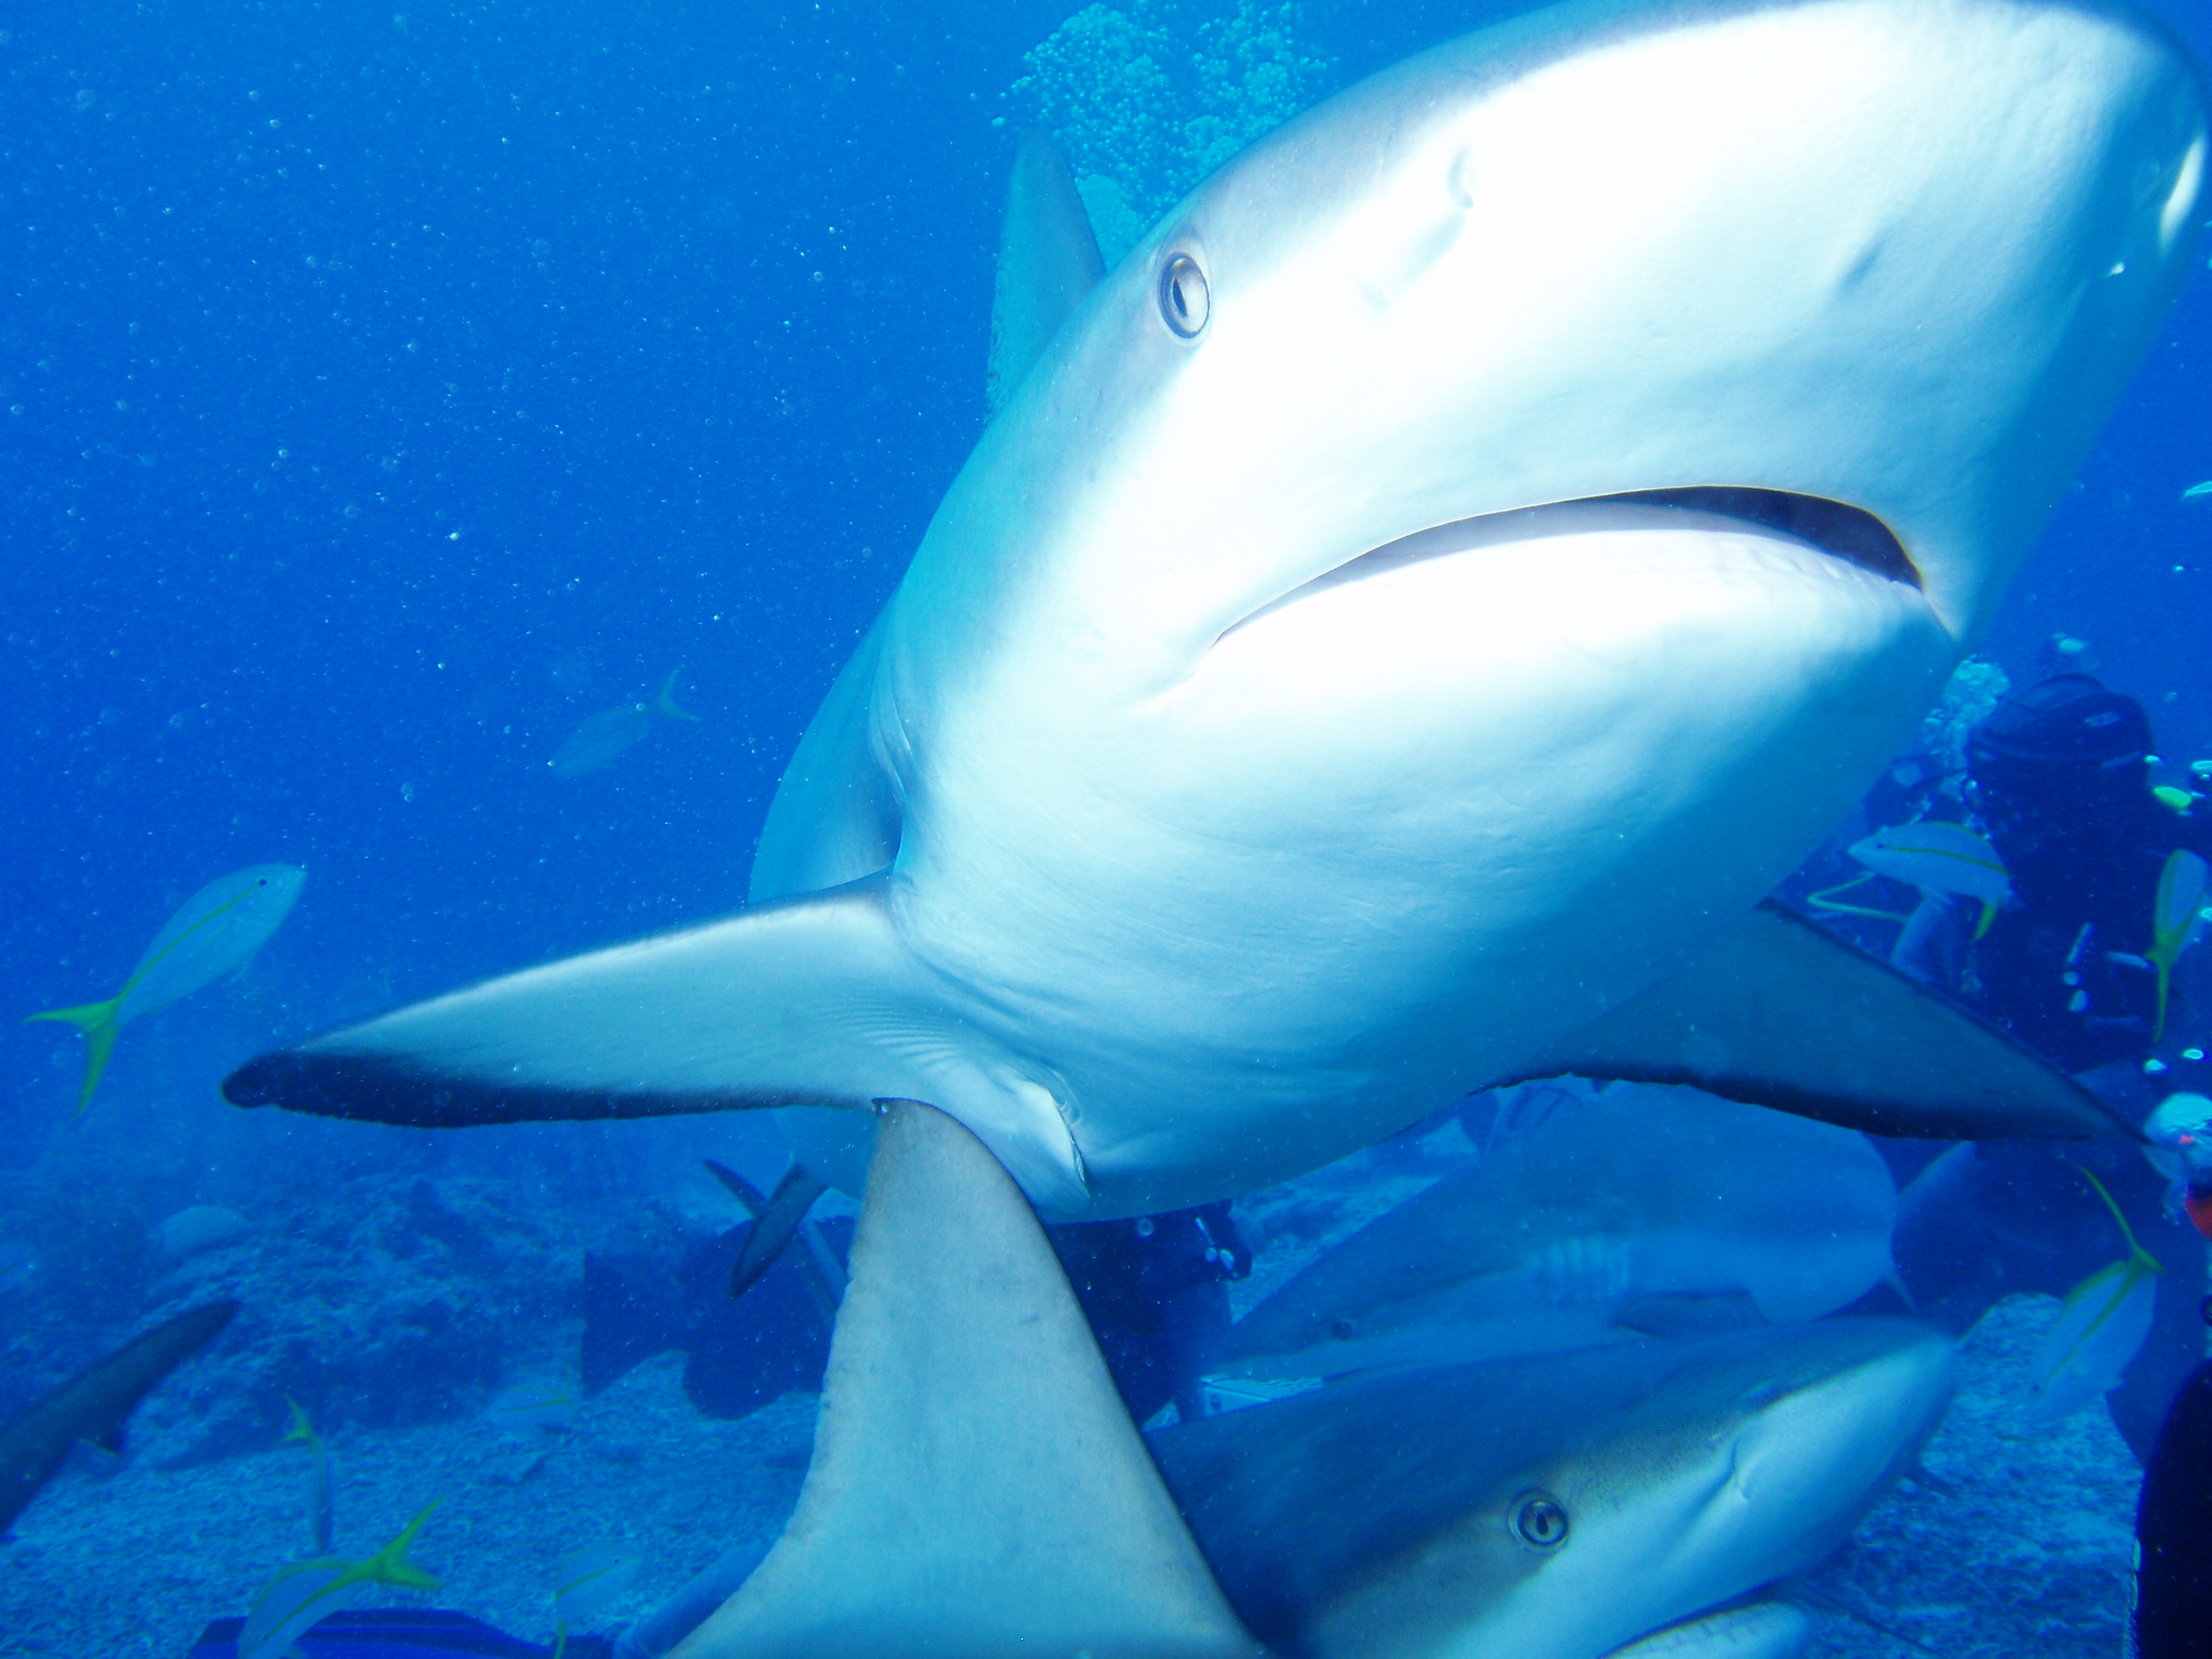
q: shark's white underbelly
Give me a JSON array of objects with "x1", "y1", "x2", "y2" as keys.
[{"x1": 885, "y1": 503, "x2": 1952, "y2": 1212}]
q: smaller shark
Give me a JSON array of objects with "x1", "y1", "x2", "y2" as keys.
[
  {"x1": 1211, "y1": 1080, "x2": 1897, "y2": 1382},
  {"x1": 0, "y1": 1300, "x2": 238, "y2": 1535},
  {"x1": 1152, "y1": 1319, "x2": 1957, "y2": 1659}
]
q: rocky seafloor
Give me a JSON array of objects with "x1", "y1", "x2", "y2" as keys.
[{"x1": 0, "y1": 1123, "x2": 2156, "y2": 1659}]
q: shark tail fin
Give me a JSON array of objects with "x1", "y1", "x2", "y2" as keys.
[
  {"x1": 23, "y1": 997, "x2": 124, "y2": 1114},
  {"x1": 677, "y1": 1100, "x2": 1260, "y2": 1659},
  {"x1": 654, "y1": 667, "x2": 698, "y2": 723}
]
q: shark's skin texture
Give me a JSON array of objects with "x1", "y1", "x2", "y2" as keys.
[
  {"x1": 1150, "y1": 1319, "x2": 1958, "y2": 1659},
  {"x1": 228, "y1": 0, "x2": 2208, "y2": 1224},
  {"x1": 756, "y1": 0, "x2": 2210, "y2": 1212}
]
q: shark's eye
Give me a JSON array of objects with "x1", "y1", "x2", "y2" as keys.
[
  {"x1": 1159, "y1": 252, "x2": 1210, "y2": 338},
  {"x1": 1510, "y1": 1491, "x2": 1569, "y2": 1550}
]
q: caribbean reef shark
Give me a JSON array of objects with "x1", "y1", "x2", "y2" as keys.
[
  {"x1": 1154, "y1": 1319, "x2": 1957, "y2": 1659},
  {"x1": 613, "y1": 1316, "x2": 1953, "y2": 1659},
  {"x1": 223, "y1": 0, "x2": 2207, "y2": 1651},
  {"x1": 0, "y1": 1300, "x2": 236, "y2": 1535},
  {"x1": 1211, "y1": 1081, "x2": 1899, "y2": 1384}
]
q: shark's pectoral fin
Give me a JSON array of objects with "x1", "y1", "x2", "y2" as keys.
[
  {"x1": 219, "y1": 878, "x2": 1090, "y2": 1206},
  {"x1": 220, "y1": 876, "x2": 931, "y2": 1126},
  {"x1": 1502, "y1": 900, "x2": 2133, "y2": 1140},
  {"x1": 678, "y1": 1099, "x2": 1262, "y2": 1659},
  {"x1": 985, "y1": 129, "x2": 1104, "y2": 418}
]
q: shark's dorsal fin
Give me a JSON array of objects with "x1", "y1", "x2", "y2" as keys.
[
  {"x1": 985, "y1": 129, "x2": 1104, "y2": 418},
  {"x1": 676, "y1": 1100, "x2": 1260, "y2": 1659},
  {"x1": 1500, "y1": 900, "x2": 2135, "y2": 1140}
]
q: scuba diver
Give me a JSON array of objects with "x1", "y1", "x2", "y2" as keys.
[
  {"x1": 1049, "y1": 1200, "x2": 1252, "y2": 1427},
  {"x1": 1878, "y1": 671, "x2": 2212, "y2": 1465}
]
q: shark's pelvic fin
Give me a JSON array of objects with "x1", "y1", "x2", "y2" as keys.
[
  {"x1": 985, "y1": 129, "x2": 1104, "y2": 418},
  {"x1": 676, "y1": 1100, "x2": 1261, "y2": 1659},
  {"x1": 1502, "y1": 900, "x2": 2133, "y2": 1140}
]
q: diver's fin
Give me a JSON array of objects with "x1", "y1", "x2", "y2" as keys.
[
  {"x1": 1499, "y1": 900, "x2": 2133, "y2": 1140},
  {"x1": 22, "y1": 997, "x2": 123, "y2": 1115},
  {"x1": 676, "y1": 1101, "x2": 1261, "y2": 1659},
  {"x1": 706, "y1": 1156, "x2": 843, "y2": 1325},
  {"x1": 985, "y1": 129, "x2": 1104, "y2": 418},
  {"x1": 728, "y1": 1162, "x2": 830, "y2": 1301},
  {"x1": 702, "y1": 1160, "x2": 767, "y2": 1218}
]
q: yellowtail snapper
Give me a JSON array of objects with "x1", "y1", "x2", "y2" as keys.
[
  {"x1": 24, "y1": 864, "x2": 305, "y2": 1113},
  {"x1": 547, "y1": 668, "x2": 696, "y2": 776}
]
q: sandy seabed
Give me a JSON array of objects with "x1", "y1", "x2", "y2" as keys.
[{"x1": 0, "y1": 1294, "x2": 2143, "y2": 1659}]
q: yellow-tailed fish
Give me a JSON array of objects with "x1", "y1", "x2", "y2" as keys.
[
  {"x1": 282, "y1": 1395, "x2": 334, "y2": 1556},
  {"x1": 2025, "y1": 1169, "x2": 2161, "y2": 1423},
  {"x1": 236, "y1": 1500, "x2": 441, "y2": 1659},
  {"x1": 1846, "y1": 821, "x2": 2011, "y2": 937},
  {"x1": 23, "y1": 864, "x2": 306, "y2": 1113},
  {"x1": 2154, "y1": 785, "x2": 2196, "y2": 814},
  {"x1": 550, "y1": 1540, "x2": 642, "y2": 1659},
  {"x1": 2183, "y1": 480, "x2": 2212, "y2": 502},
  {"x1": 2151, "y1": 849, "x2": 2208, "y2": 1042},
  {"x1": 547, "y1": 667, "x2": 697, "y2": 776}
]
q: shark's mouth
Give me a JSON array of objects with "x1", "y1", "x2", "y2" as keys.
[
  {"x1": 1231, "y1": 488, "x2": 1918, "y2": 644},
  {"x1": 1605, "y1": 488, "x2": 1919, "y2": 588}
]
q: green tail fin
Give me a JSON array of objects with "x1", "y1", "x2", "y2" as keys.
[
  {"x1": 22, "y1": 998, "x2": 123, "y2": 1115},
  {"x1": 653, "y1": 668, "x2": 698, "y2": 723}
]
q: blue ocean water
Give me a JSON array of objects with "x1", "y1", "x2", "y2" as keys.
[{"x1": 4, "y1": 0, "x2": 2212, "y2": 1653}]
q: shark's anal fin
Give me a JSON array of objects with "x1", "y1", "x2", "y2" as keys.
[
  {"x1": 675, "y1": 1100, "x2": 1262, "y2": 1659},
  {"x1": 1500, "y1": 900, "x2": 2135, "y2": 1141},
  {"x1": 727, "y1": 1162, "x2": 830, "y2": 1301},
  {"x1": 985, "y1": 129, "x2": 1104, "y2": 418}
]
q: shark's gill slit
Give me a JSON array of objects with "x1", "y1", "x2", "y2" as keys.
[{"x1": 1221, "y1": 487, "x2": 1918, "y2": 645}]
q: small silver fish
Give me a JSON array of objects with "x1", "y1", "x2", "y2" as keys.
[{"x1": 548, "y1": 668, "x2": 697, "y2": 776}]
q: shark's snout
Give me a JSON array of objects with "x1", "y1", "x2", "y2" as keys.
[{"x1": 1714, "y1": 1326, "x2": 1959, "y2": 1566}]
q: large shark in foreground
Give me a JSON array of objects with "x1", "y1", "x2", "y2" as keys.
[
  {"x1": 225, "y1": 0, "x2": 2205, "y2": 1213},
  {"x1": 224, "y1": 0, "x2": 2207, "y2": 1651}
]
